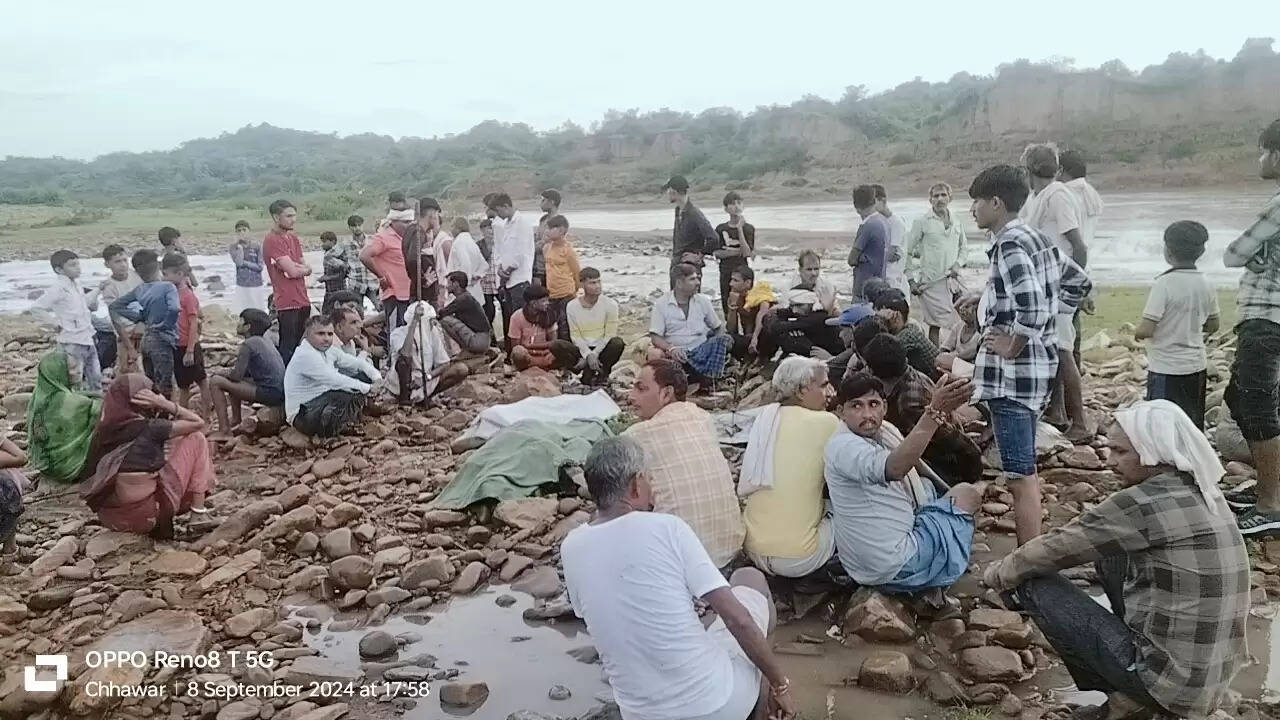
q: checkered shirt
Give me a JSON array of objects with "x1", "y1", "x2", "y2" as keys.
[
  {"x1": 990, "y1": 472, "x2": 1250, "y2": 719},
  {"x1": 343, "y1": 235, "x2": 377, "y2": 293},
  {"x1": 973, "y1": 219, "x2": 1064, "y2": 412},
  {"x1": 623, "y1": 402, "x2": 745, "y2": 566},
  {"x1": 1224, "y1": 191, "x2": 1280, "y2": 325}
]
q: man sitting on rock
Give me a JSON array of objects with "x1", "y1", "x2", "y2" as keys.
[
  {"x1": 508, "y1": 284, "x2": 578, "y2": 372},
  {"x1": 386, "y1": 301, "x2": 469, "y2": 405},
  {"x1": 985, "y1": 400, "x2": 1249, "y2": 720},
  {"x1": 562, "y1": 436, "x2": 797, "y2": 720},
  {"x1": 761, "y1": 250, "x2": 844, "y2": 360},
  {"x1": 862, "y1": 333, "x2": 983, "y2": 487},
  {"x1": 824, "y1": 371, "x2": 981, "y2": 593},
  {"x1": 873, "y1": 288, "x2": 940, "y2": 378},
  {"x1": 565, "y1": 266, "x2": 626, "y2": 386},
  {"x1": 623, "y1": 360, "x2": 745, "y2": 567},
  {"x1": 647, "y1": 262, "x2": 733, "y2": 384},
  {"x1": 285, "y1": 314, "x2": 382, "y2": 437}
]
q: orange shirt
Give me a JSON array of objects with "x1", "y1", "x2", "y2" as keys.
[
  {"x1": 544, "y1": 239, "x2": 581, "y2": 300},
  {"x1": 368, "y1": 227, "x2": 410, "y2": 301}
]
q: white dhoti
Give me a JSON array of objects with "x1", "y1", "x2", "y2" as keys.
[
  {"x1": 915, "y1": 279, "x2": 956, "y2": 328},
  {"x1": 234, "y1": 285, "x2": 269, "y2": 314},
  {"x1": 385, "y1": 301, "x2": 451, "y2": 402}
]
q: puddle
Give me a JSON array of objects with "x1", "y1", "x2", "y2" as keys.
[{"x1": 294, "y1": 588, "x2": 609, "y2": 720}]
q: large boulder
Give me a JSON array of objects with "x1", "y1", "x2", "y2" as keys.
[
  {"x1": 494, "y1": 498, "x2": 559, "y2": 531},
  {"x1": 503, "y1": 368, "x2": 561, "y2": 403},
  {"x1": 957, "y1": 647, "x2": 1025, "y2": 682},
  {"x1": 858, "y1": 651, "x2": 914, "y2": 693},
  {"x1": 842, "y1": 589, "x2": 916, "y2": 643}
]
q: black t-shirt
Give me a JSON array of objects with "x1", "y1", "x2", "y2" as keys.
[
  {"x1": 714, "y1": 222, "x2": 756, "y2": 268},
  {"x1": 441, "y1": 294, "x2": 491, "y2": 334},
  {"x1": 120, "y1": 419, "x2": 173, "y2": 473}
]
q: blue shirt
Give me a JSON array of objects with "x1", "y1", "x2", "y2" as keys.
[
  {"x1": 231, "y1": 242, "x2": 265, "y2": 287},
  {"x1": 852, "y1": 214, "x2": 889, "y2": 299},
  {"x1": 110, "y1": 281, "x2": 180, "y2": 347}
]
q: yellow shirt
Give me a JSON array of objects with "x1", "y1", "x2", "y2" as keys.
[
  {"x1": 544, "y1": 240, "x2": 581, "y2": 300},
  {"x1": 743, "y1": 406, "x2": 841, "y2": 558}
]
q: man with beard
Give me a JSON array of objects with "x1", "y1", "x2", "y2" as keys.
[{"x1": 507, "y1": 284, "x2": 578, "y2": 371}]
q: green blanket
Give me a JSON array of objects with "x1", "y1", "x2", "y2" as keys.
[{"x1": 432, "y1": 419, "x2": 613, "y2": 510}]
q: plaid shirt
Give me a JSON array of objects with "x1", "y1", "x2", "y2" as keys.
[
  {"x1": 974, "y1": 219, "x2": 1087, "y2": 411},
  {"x1": 896, "y1": 323, "x2": 939, "y2": 378},
  {"x1": 989, "y1": 472, "x2": 1250, "y2": 719},
  {"x1": 343, "y1": 235, "x2": 377, "y2": 293},
  {"x1": 624, "y1": 402, "x2": 745, "y2": 566},
  {"x1": 1223, "y1": 190, "x2": 1280, "y2": 325}
]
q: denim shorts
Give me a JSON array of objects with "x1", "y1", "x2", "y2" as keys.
[
  {"x1": 1226, "y1": 319, "x2": 1280, "y2": 442},
  {"x1": 987, "y1": 397, "x2": 1037, "y2": 477}
]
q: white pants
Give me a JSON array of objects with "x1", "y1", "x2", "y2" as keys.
[
  {"x1": 234, "y1": 285, "x2": 269, "y2": 314},
  {"x1": 747, "y1": 514, "x2": 837, "y2": 578},
  {"x1": 689, "y1": 586, "x2": 770, "y2": 720}
]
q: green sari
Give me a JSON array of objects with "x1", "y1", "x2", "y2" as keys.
[{"x1": 27, "y1": 351, "x2": 102, "y2": 484}]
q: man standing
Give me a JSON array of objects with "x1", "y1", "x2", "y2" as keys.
[
  {"x1": 906, "y1": 183, "x2": 968, "y2": 344},
  {"x1": 343, "y1": 215, "x2": 380, "y2": 310},
  {"x1": 489, "y1": 193, "x2": 536, "y2": 330},
  {"x1": 968, "y1": 165, "x2": 1087, "y2": 545},
  {"x1": 664, "y1": 175, "x2": 718, "y2": 285},
  {"x1": 1058, "y1": 150, "x2": 1104, "y2": 250},
  {"x1": 874, "y1": 185, "x2": 909, "y2": 294},
  {"x1": 1224, "y1": 118, "x2": 1280, "y2": 536},
  {"x1": 361, "y1": 208, "x2": 414, "y2": 331},
  {"x1": 230, "y1": 220, "x2": 267, "y2": 313},
  {"x1": 262, "y1": 200, "x2": 313, "y2": 365},
  {"x1": 99, "y1": 243, "x2": 142, "y2": 373},
  {"x1": 848, "y1": 185, "x2": 889, "y2": 302},
  {"x1": 534, "y1": 189, "x2": 562, "y2": 289},
  {"x1": 1022, "y1": 143, "x2": 1093, "y2": 441},
  {"x1": 714, "y1": 191, "x2": 755, "y2": 317}
]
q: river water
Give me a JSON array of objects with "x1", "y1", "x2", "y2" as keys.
[{"x1": 0, "y1": 189, "x2": 1272, "y2": 316}]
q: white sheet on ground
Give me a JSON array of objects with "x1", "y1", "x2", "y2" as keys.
[{"x1": 458, "y1": 390, "x2": 622, "y2": 444}]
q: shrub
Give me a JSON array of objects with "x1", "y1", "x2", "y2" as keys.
[
  {"x1": 304, "y1": 192, "x2": 362, "y2": 221},
  {"x1": 888, "y1": 151, "x2": 916, "y2": 166},
  {"x1": 31, "y1": 207, "x2": 112, "y2": 228},
  {"x1": 1114, "y1": 149, "x2": 1141, "y2": 164},
  {"x1": 1163, "y1": 140, "x2": 1197, "y2": 161},
  {"x1": 0, "y1": 188, "x2": 64, "y2": 205}
]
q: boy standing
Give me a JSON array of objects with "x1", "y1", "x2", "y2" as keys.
[
  {"x1": 1135, "y1": 222, "x2": 1219, "y2": 428},
  {"x1": 873, "y1": 185, "x2": 910, "y2": 294},
  {"x1": 166, "y1": 254, "x2": 211, "y2": 414},
  {"x1": 99, "y1": 243, "x2": 142, "y2": 373},
  {"x1": 320, "y1": 231, "x2": 347, "y2": 313},
  {"x1": 542, "y1": 215, "x2": 581, "y2": 341},
  {"x1": 110, "y1": 250, "x2": 180, "y2": 397},
  {"x1": 159, "y1": 226, "x2": 198, "y2": 285},
  {"x1": 343, "y1": 215, "x2": 379, "y2": 309},
  {"x1": 230, "y1": 220, "x2": 267, "y2": 313},
  {"x1": 714, "y1": 192, "x2": 755, "y2": 317},
  {"x1": 30, "y1": 250, "x2": 102, "y2": 392}
]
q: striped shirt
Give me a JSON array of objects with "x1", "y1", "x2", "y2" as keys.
[
  {"x1": 623, "y1": 402, "x2": 744, "y2": 567},
  {"x1": 1223, "y1": 190, "x2": 1280, "y2": 325},
  {"x1": 988, "y1": 472, "x2": 1250, "y2": 720},
  {"x1": 974, "y1": 219, "x2": 1090, "y2": 411}
]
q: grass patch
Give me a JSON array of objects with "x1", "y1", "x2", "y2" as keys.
[
  {"x1": 1081, "y1": 286, "x2": 1238, "y2": 338},
  {"x1": 944, "y1": 708, "x2": 993, "y2": 720}
]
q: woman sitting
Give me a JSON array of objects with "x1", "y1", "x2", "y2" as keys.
[
  {"x1": 27, "y1": 350, "x2": 102, "y2": 484},
  {"x1": 741, "y1": 356, "x2": 841, "y2": 577},
  {"x1": 80, "y1": 374, "x2": 216, "y2": 539},
  {"x1": 1, "y1": 435, "x2": 29, "y2": 555}
]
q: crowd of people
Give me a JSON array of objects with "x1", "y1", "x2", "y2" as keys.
[{"x1": 11, "y1": 118, "x2": 1280, "y2": 720}]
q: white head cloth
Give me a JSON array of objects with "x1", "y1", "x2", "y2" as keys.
[
  {"x1": 1113, "y1": 399, "x2": 1227, "y2": 514},
  {"x1": 386, "y1": 208, "x2": 415, "y2": 223}
]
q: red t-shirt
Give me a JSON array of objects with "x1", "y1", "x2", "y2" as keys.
[
  {"x1": 368, "y1": 227, "x2": 411, "y2": 301},
  {"x1": 263, "y1": 229, "x2": 310, "y2": 310},
  {"x1": 177, "y1": 282, "x2": 200, "y2": 349}
]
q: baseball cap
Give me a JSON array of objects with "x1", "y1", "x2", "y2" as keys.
[
  {"x1": 825, "y1": 304, "x2": 874, "y2": 326},
  {"x1": 662, "y1": 175, "x2": 690, "y2": 193}
]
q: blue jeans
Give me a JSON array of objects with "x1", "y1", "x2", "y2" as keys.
[{"x1": 987, "y1": 397, "x2": 1037, "y2": 477}]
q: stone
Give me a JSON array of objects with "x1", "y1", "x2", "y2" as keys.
[
  {"x1": 1061, "y1": 445, "x2": 1104, "y2": 469},
  {"x1": 294, "y1": 532, "x2": 319, "y2": 556},
  {"x1": 402, "y1": 557, "x2": 454, "y2": 589},
  {"x1": 280, "y1": 656, "x2": 362, "y2": 686},
  {"x1": 991, "y1": 623, "x2": 1033, "y2": 650},
  {"x1": 929, "y1": 618, "x2": 967, "y2": 640},
  {"x1": 495, "y1": 594, "x2": 517, "y2": 607},
  {"x1": 451, "y1": 561, "x2": 490, "y2": 594},
  {"x1": 29, "y1": 535, "x2": 79, "y2": 576},
  {"x1": 226, "y1": 608, "x2": 275, "y2": 638},
  {"x1": 358, "y1": 630, "x2": 398, "y2": 659},
  {"x1": 321, "y1": 528, "x2": 358, "y2": 559},
  {"x1": 110, "y1": 590, "x2": 167, "y2": 621},
  {"x1": 1062, "y1": 481, "x2": 1099, "y2": 503},
  {"x1": 548, "y1": 511, "x2": 591, "y2": 542},
  {"x1": 951, "y1": 630, "x2": 989, "y2": 652},
  {"x1": 195, "y1": 549, "x2": 262, "y2": 592},
  {"x1": 503, "y1": 368, "x2": 562, "y2": 403},
  {"x1": 67, "y1": 611, "x2": 208, "y2": 714},
  {"x1": 450, "y1": 379, "x2": 503, "y2": 404},
  {"x1": 217, "y1": 700, "x2": 262, "y2": 720},
  {"x1": 567, "y1": 645, "x2": 600, "y2": 663},
  {"x1": 500, "y1": 555, "x2": 536, "y2": 582},
  {"x1": 924, "y1": 672, "x2": 969, "y2": 705},
  {"x1": 0, "y1": 597, "x2": 29, "y2": 622},
  {"x1": 281, "y1": 426, "x2": 312, "y2": 449},
  {"x1": 494, "y1": 497, "x2": 559, "y2": 530},
  {"x1": 998, "y1": 693, "x2": 1023, "y2": 716},
  {"x1": 329, "y1": 556, "x2": 374, "y2": 590},
  {"x1": 423, "y1": 510, "x2": 469, "y2": 529},
  {"x1": 511, "y1": 566, "x2": 563, "y2": 599},
  {"x1": 1, "y1": 391, "x2": 32, "y2": 418},
  {"x1": 27, "y1": 586, "x2": 77, "y2": 611},
  {"x1": 858, "y1": 651, "x2": 914, "y2": 694},
  {"x1": 148, "y1": 550, "x2": 208, "y2": 577},
  {"x1": 373, "y1": 546, "x2": 412, "y2": 567},
  {"x1": 322, "y1": 502, "x2": 364, "y2": 528},
  {"x1": 439, "y1": 681, "x2": 489, "y2": 707},
  {"x1": 277, "y1": 486, "x2": 312, "y2": 511},
  {"x1": 958, "y1": 647, "x2": 1025, "y2": 682},
  {"x1": 286, "y1": 565, "x2": 329, "y2": 592},
  {"x1": 981, "y1": 502, "x2": 1011, "y2": 516},
  {"x1": 439, "y1": 409, "x2": 471, "y2": 431},
  {"x1": 311, "y1": 457, "x2": 346, "y2": 479},
  {"x1": 548, "y1": 684, "x2": 572, "y2": 701},
  {"x1": 365, "y1": 587, "x2": 411, "y2": 606},
  {"x1": 84, "y1": 531, "x2": 145, "y2": 560},
  {"x1": 967, "y1": 608, "x2": 1022, "y2": 631},
  {"x1": 194, "y1": 499, "x2": 283, "y2": 549},
  {"x1": 843, "y1": 589, "x2": 916, "y2": 643},
  {"x1": 255, "y1": 504, "x2": 319, "y2": 542}
]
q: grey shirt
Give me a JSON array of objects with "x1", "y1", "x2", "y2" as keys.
[
  {"x1": 823, "y1": 424, "x2": 925, "y2": 584},
  {"x1": 231, "y1": 335, "x2": 285, "y2": 395}
]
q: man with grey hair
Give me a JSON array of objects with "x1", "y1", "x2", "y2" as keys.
[{"x1": 562, "y1": 436, "x2": 797, "y2": 720}]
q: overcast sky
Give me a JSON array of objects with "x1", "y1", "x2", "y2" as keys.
[{"x1": 0, "y1": 0, "x2": 1269, "y2": 160}]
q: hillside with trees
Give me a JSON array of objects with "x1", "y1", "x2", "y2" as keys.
[{"x1": 1, "y1": 39, "x2": 1277, "y2": 217}]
